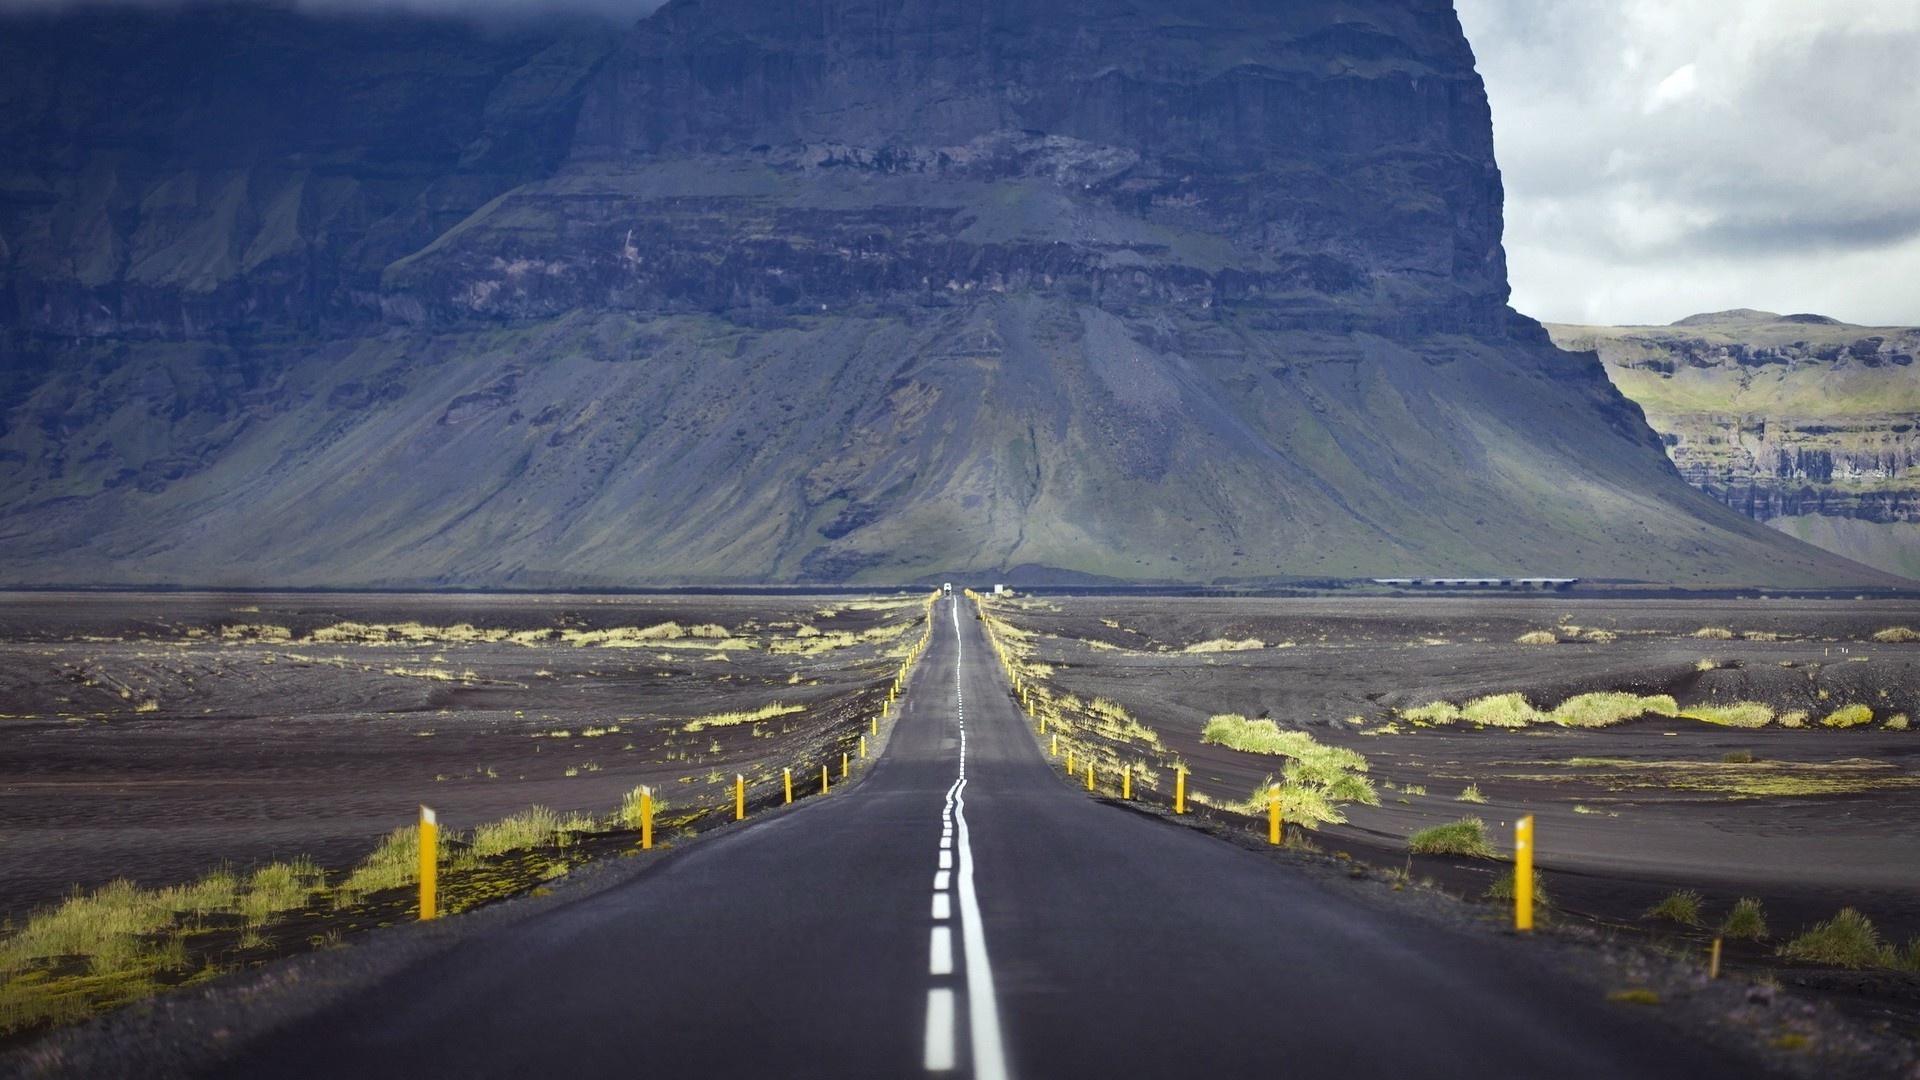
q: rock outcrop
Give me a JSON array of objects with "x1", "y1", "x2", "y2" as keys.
[
  {"x1": 1551, "y1": 312, "x2": 1920, "y2": 580},
  {"x1": 0, "y1": 2, "x2": 1894, "y2": 587}
]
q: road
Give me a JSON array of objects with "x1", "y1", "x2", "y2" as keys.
[{"x1": 213, "y1": 596, "x2": 1749, "y2": 1079}]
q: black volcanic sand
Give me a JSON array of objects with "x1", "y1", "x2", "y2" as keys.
[
  {"x1": 988, "y1": 595, "x2": 1920, "y2": 1031},
  {"x1": 0, "y1": 591, "x2": 922, "y2": 923}
]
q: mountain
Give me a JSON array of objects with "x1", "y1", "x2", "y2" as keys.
[
  {"x1": 1551, "y1": 312, "x2": 1920, "y2": 581},
  {"x1": 0, "y1": 0, "x2": 1895, "y2": 588}
]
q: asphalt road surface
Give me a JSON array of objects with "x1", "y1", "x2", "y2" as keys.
[{"x1": 212, "y1": 597, "x2": 1751, "y2": 1079}]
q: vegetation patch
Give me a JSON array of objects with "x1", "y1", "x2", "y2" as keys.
[
  {"x1": 1205, "y1": 715, "x2": 1377, "y2": 826},
  {"x1": 1678, "y1": 702, "x2": 1774, "y2": 728},
  {"x1": 1456, "y1": 783, "x2": 1487, "y2": 803},
  {"x1": 1721, "y1": 897, "x2": 1769, "y2": 941},
  {"x1": 1407, "y1": 817, "x2": 1494, "y2": 858},
  {"x1": 682, "y1": 702, "x2": 805, "y2": 732},
  {"x1": 1529, "y1": 757, "x2": 1920, "y2": 798},
  {"x1": 1483, "y1": 869, "x2": 1550, "y2": 907},
  {"x1": 1644, "y1": 889, "x2": 1703, "y2": 926},
  {"x1": 1514, "y1": 631, "x2": 1557, "y2": 645},
  {"x1": 1779, "y1": 909, "x2": 1892, "y2": 969},
  {"x1": 1871, "y1": 627, "x2": 1920, "y2": 643},
  {"x1": 1821, "y1": 704, "x2": 1874, "y2": 729},
  {"x1": 1399, "y1": 691, "x2": 1676, "y2": 729},
  {"x1": 1180, "y1": 637, "x2": 1264, "y2": 653}
]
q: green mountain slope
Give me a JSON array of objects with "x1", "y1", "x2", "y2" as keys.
[{"x1": 1551, "y1": 311, "x2": 1920, "y2": 581}]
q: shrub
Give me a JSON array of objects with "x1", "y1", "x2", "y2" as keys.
[
  {"x1": 1644, "y1": 888, "x2": 1703, "y2": 926},
  {"x1": 1460, "y1": 693, "x2": 1541, "y2": 728},
  {"x1": 1515, "y1": 631, "x2": 1558, "y2": 645},
  {"x1": 1581, "y1": 629, "x2": 1619, "y2": 644},
  {"x1": 1693, "y1": 627, "x2": 1735, "y2": 639},
  {"x1": 1456, "y1": 783, "x2": 1487, "y2": 804},
  {"x1": 1887, "y1": 714, "x2": 1911, "y2": 731},
  {"x1": 1778, "y1": 908, "x2": 1892, "y2": 968},
  {"x1": 1721, "y1": 897, "x2": 1768, "y2": 941},
  {"x1": 1680, "y1": 702, "x2": 1774, "y2": 728},
  {"x1": 1407, "y1": 817, "x2": 1494, "y2": 858},
  {"x1": 1871, "y1": 627, "x2": 1920, "y2": 643},
  {"x1": 1483, "y1": 869, "x2": 1551, "y2": 907},
  {"x1": 1821, "y1": 704, "x2": 1874, "y2": 729},
  {"x1": 1778, "y1": 710, "x2": 1809, "y2": 729}
]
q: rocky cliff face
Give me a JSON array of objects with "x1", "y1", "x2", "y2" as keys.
[
  {"x1": 0, "y1": 2, "x2": 1892, "y2": 587},
  {"x1": 1551, "y1": 312, "x2": 1920, "y2": 581}
]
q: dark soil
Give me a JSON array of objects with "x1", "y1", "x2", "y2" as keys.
[
  {"x1": 987, "y1": 594, "x2": 1920, "y2": 1041},
  {"x1": 0, "y1": 591, "x2": 922, "y2": 923}
]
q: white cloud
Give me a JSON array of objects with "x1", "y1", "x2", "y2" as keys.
[{"x1": 1457, "y1": 0, "x2": 1920, "y2": 326}]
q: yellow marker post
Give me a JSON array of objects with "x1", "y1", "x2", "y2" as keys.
[
  {"x1": 1065, "y1": 748, "x2": 1074, "y2": 776},
  {"x1": 821, "y1": 764, "x2": 830, "y2": 795},
  {"x1": 735, "y1": 774, "x2": 745, "y2": 820},
  {"x1": 1122, "y1": 765, "x2": 1132, "y2": 800},
  {"x1": 784, "y1": 767, "x2": 793, "y2": 804},
  {"x1": 1175, "y1": 768, "x2": 1187, "y2": 815},
  {"x1": 1085, "y1": 763, "x2": 1095, "y2": 791},
  {"x1": 1515, "y1": 814, "x2": 1535, "y2": 931},
  {"x1": 418, "y1": 805, "x2": 438, "y2": 921},
  {"x1": 640, "y1": 786, "x2": 655, "y2": 850},
  {"x1": 1050, "y1": 733, "x2": 1058, "y2": 757},
  {"x1": 859, "y1": 735, "x2": 868, "y2": 759},
  {"x1": 841, "y1": 752, "x2": 850, "y2": 778},
  {"x1": 1709, "y1": 937, "x2": 1722, "y2": 980},
  {"x1": 1268, "y1": 785, "x2": 1282, "y2": 846},
  {"x1": 871, "y1": 716, "x2": 878, "y2": 736}
]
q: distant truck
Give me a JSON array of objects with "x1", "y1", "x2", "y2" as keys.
[{"x1": 943, "y1": 582, "x2": 953, "y2": 595}]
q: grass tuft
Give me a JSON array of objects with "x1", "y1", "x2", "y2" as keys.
[
  {"x1": 1693, "y1": 627, "x2": 1735, "y2": 639},
  {"x1": 1720, "y1": 897, "x2": 1769, "y2": 941},
  {"x1": 1483, "y1": 869, "x2": 1551, "y2": 907},
  {"x1": 1407, "y1": 817, "x2": 1494, "y2": 858},
  {"x1": 1456, "y1": 783, "x2": 1486, "y2": 803},
  {"x1": 1460, "y1": 693, "x2": 1541, "y2": 728},
  {"x1": 1778, "y1": 908, "x2": 1891, "y2": 968},
  {"x1": 1871, "y1": 627, "x2": 1920, "y2": 643},
  {"x1": 1515, "y1": 631, "x2": 1558, "y2": 645},
  {"x1": 1644, "y1": 888, "x2": 1703, "y2": 926}
]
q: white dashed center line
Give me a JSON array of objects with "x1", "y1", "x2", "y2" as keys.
[{"x1": 922, "y1": 596, "x2": 1011, "y2": 1079}]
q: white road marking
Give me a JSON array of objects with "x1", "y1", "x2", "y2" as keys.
[
  {"x1": 938, "y1": 849, "x2": 953, "y2": 869},
  {"x1": 929, "y1": 926, "x2": 954, "y2": 975},
  {"x1": 932, "y1": 893, "x2": 951, "y2": 920},
  {"x1": 933, "y1": 870, "x2": 950, "y2": 891},
  {"x1": 924, "y1": 988, "x2": 957, "y2": 1071},
  {"x1": 940, "y1": 836, "x2": 952, "y2": 849}
]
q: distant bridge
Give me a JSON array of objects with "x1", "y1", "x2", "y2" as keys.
[{"x1": 1370, "y1": 577, "x2": 1579, "y2": 590}]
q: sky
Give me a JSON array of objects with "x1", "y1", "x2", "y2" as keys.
[
  {"x1": 1455, "y1": 0, "x2": 1920, "y2": 327},
  {"x1": 3, "y1": 0, "x2": 1915, "y2": 328}
]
